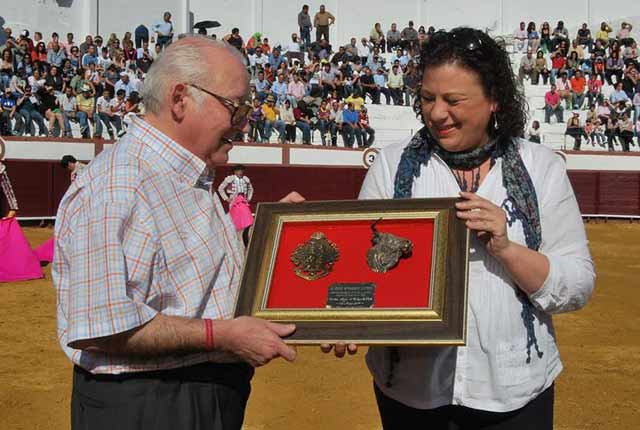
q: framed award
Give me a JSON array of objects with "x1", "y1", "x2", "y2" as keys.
[{"x1": 234, "y1": 198, "x2": 469, "y2": 345}]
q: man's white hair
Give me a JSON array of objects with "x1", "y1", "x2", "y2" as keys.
[{"x1": 142, "y1": 36, "x2": 243, "y2": 115}]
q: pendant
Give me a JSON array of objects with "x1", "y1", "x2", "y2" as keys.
[
  {"x1": 291, "y1": 232, "x2": 340, "y2": 280},
  {"x1": 366, "y1": 219, "x2": 413, "y2": 273}
]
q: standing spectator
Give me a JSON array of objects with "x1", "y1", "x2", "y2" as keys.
[
  {"x1": 400, "y1": 21, "x2": 418, "y2": 53},
  {"x1": 341, "y1": 102, "x2": 362, "y2": 148},
  {"x1": 96, "y1": 88, "x2": 123, "y2": 139},
  {"x1": 152, "y1": 12, "x2": 174, "y2": 49},
  {"x1": 570, "y1": 70, "x2": 586, "y2": 110},
  {"x1": 370, "y1": 23, "x2": 386, "y2": 53},
  {"x1": 387, "y1": 64, "x2": 404, "y2": 105},
  {"x1": 513, "y1": 22, "x2": 528, "y2": 53},
  {"x1": 576, "y1": 23, "x2": 593, "y2": 52},
  {"x1": 298, "y1": 5, "x2": 312, "y2": 48},
  {"x1": 386, "y1": 23, "x2": 401, "y2": 52},
  {"x1": 358, "y1": 106, "x2": 374, "y2": 147},
  {"x1": 313, "y1": 5, "x2": 335, "y2": 43},
  {"x1": 545, "y1": 84, "x2": 564, "y2": 123},
  {"x1": 134, "y1": 24, "x2": 149, "y2": 49}
]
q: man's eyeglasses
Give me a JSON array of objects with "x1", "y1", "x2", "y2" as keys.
[
  {"x1": 187, "y1": 83, "x2": 251, "y2": 127},
  {"x1": 429, "y1": 29, "x2": 484, "y2": 52}
]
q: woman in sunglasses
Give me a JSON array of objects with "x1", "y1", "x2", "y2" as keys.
[{"x1": 331, "y1": 27, "x2": 595, "y2": 429}]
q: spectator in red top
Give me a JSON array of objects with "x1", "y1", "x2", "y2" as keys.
[
  {"x1": 569, "y1": 70, "x2": 586, "y2": 110},
  {"x1": 550, "y1": 51, "x2": 566, "y2": 84},
  {"x1": 358, "y1": 106, "x2": 375, "y2": 147},
  {"x1": 32, "y1": 42, "x2": 48, "y2": 62},
  {"x1": 544, "y1": 84, "x2": 564, "y2": 123},
  {"x1": 587, "y1": 73, "x2": 603, "y2": 107},
  {"x1": 293, "y1": 100, "x2": 312, "y2": 144}
]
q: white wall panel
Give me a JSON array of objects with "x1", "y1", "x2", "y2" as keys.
[
  {"x1": 227, "y1": 145, "x2": 282, "y2": 164},
  {"x1": 4, "y1": 141, "x2": 95, "y2": 161}
]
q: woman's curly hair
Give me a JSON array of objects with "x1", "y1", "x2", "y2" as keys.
[{"x1": 412, "y1": 27, "x2": 527, "y2": 142}]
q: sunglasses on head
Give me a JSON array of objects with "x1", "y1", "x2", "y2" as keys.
[{"x1": 429, "y1": 29, "x2": 484, "y2": 52}]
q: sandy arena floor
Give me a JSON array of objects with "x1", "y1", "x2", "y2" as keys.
[{"x1": 0, "y1": 223, "x2": 638, "y2": 429}]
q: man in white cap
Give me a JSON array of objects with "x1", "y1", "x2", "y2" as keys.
[{"x1": 115, "y1": 72, "x2": 134, "y2": 97}]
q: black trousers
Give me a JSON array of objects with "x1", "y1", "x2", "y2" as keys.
[
  {"x1": 374, "y1": 382, "x2": 554, "y2": 430},
  {"x1": 72, "y1": 362, "x2": 254, "y2": 430}
]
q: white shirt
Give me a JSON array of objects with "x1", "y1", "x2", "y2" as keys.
[
  {"x1": 359, "y1": 138, "x2": 595, "y2": 413},
  {"x1": 250, "y1": 54, "x2": 269, "y2": 68},
  {"x1": 217, "y1": 174, "x2": 254, "y2": 202},
  {"x1": 96, "y1": 96, "x2": 111, "y2": 114}
]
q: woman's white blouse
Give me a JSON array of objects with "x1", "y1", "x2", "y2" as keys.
[{"x1": 360, "y1": 138, "x2": 595, "y2": 413}]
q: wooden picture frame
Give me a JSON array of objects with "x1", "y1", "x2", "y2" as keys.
[{"x1": 234, "y1": 198, "x2": 469, "y2": 345}]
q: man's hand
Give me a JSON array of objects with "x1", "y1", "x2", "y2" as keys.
[
  {"x1": 6, "y1": 210, "x2": 16, "y2": 218},
  {"x1": 279, "y1": 191, "x2": 305, "y2": 203},
  {"x1": 216, "y1": 317, "x2": 297, "y2": 367},
  {"x1": 320, "y1": 343, "x2": 358, "y2": 357}
]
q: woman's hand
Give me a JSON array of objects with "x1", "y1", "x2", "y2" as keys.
[
  {"x1": 455, "y1": 191, "x2": 512, "y2": 258},
  {"x1": 320, "y1": 343, "x2": 358, "y2": 358}
]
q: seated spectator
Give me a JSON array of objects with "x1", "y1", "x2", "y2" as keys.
[
  {"x1": 262, "y1": 95, "x2": 285, "y2": 143},
  {"x1": 247, "y1": 98, "x2": 265, "y2": 143},
  {"x1": 76, "y1": 85, "x2": 101, "y2": 138},
  {"x1": 285, "y1": 34, "x2": 304, "y2": 65},
  {"x1": 568, "y1": 40, "x2": 584, "y2": 61},
  {"x1": 293, "y1": 100, "x2": 312, "y2": 144},
  {"x1": 58, "y1": 86, "x2": 78, "y2": 137},
  {"x1": 386, "y1": 23, "x2": 401, "y2": 52},
  {"x1": 254, "y1": 70, "x2": 271, "y2": 102},
  {"x1": 576, "y1": 23, "x2": 593, "y2": 51},
  {"x1": 115, "y1": 72, "x2": 134, "y2": 97},
  {"x1": 316, "y1": 100, "x2": 331, "y2": 145},
  {"x1": 550, "y1": 51, "x2": 566, "y2": 84},
  {"x1": 344, "y1": 38, "x2": 359, "y2": 60},
  {"x1": 390, "y1": 48, "x2": 410, "y2": 68},
  {"x1": 358, "y1": 38, "x2": 371, "y2": 64},
  {"x1": 527, "y1": 120, "x2": 541, "y2": 143},
  {"x1": 373, "y1": 68, "x2": 391, "y2": 104},
  {"x1": 39, "y1": 86, "x2": 65, "y2": 136},
  {"x1": 533, "y1": 50, "x2": 550, "y2": 85},
  {"x1": 595, "y1": 22, "x2": 612, "y2": 48},
  {"x1": 387, "y1": 64, "x2": 405, "y2": 105},
  {"x1": 621, "y1": 65, "x2": 638, "y2": 99},
  {"x1": 359, "y1": 67, "x2": 378, "y2": 104},
  {"x1": 287, "y1": 73, "x2": 306, "y2": 107},
  {"x1": 319, "y1": 62, "x2": 340, "y2": 99},
  {"x1": 96, "y1": 88, "x2": 123, "y2": 139},
  {"x1": 616, "y1": 112, "x2": 634, "y2": 151},
  {"x1": 81, "y1": 44, "x2": 98, "y2": 67},
  {"x1": 358, "y1": 107, "x2": 374, "y2": 147},
  {"x1": 518, "y1": 50, "x2": 535, "y2": 84},
  {"x1": 345, "y1": 90, "x2": 365, "y2": 112},
  {"x1": 400, "y1": 21, "x2": 418, "y2": 53},
  {"x1": 540, "y1": 22, "x2": 552, "y2": 53},
  {"x1": 513, "y1": 22, "x2": 528, "y2": 53},
  {"x1": 551, "y1": 20, "x2": 569, "y2": 51},
  {"x1": 370, "y1": 23, "x2": 386, "y2": 53},
  {"x1": 587, "y1": 73, "x2": 604, "y2": 107},
  {"x1": 16, "y1": 86, "x2": 47, "y2": 136},
  {"x1": 47, "y1": 42, "x2": 66, "y2": 67},
  {"x1": 565, "y1": 111, "x2": 587, "y2": 150},
  {"x1": 527, "y1": 22, "x2": 540, "y2": 53},
  {"x1": 0, "y1": 88, "x2": 25, "y2": 136},
  {"x1": 622, "y1": 42, "x2": 638, "y2": 64},
  {"x1": 269, "y1": 48, "x2": 286, "y2": 72},
  {"x1": 605, "y1": 51, "x2": 625, "y2": 85},
  {"x1": 593, "y1": 119, "x2": 606, "y2": 147},
  {"x1": 245, "y1": 32, "x2": 262, "y2": 54},
  {"x1": 570, "y1": 70, "x2": 586, "y2": 110},
  {"x1": 328, "y1": 100, "x2": 343, "y2": 146},
  {"x1": 544, "y1": 84, "x2": 564, "y2": 123},
  {"x1": 556, "y1": 73, "x2": 572, "y2": 109},
  {"x1": 342, "y1": 102, "x2": 362, "y2": 148},
  {"x1": 45, "y1": 65, "x2": 65, "y2": 95},
  {"x1": 617, "y1": 22, "x2": 633, "y2": 47},
  {"x1": 280, "y1": 99, "x2": 296, "y2": 143},
  {"x1": 609, "y1": 82, "x2": 630, "y2": 105}
]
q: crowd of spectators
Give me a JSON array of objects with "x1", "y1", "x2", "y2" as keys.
[{"x1": 515, "y1": 20, "x2": 639, "y2": 151}]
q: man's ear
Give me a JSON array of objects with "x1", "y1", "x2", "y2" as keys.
[{"x1": 169, "y1": 83, "x2": 188, "y2": 121}]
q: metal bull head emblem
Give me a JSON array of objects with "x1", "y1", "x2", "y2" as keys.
[{"x1": 367, "y1": 219, "x2": 413, "y2": 273}]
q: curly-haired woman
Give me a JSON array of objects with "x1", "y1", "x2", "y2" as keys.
[{"x1": 327, "y1": 27, "x2": 595, "y2": 430}]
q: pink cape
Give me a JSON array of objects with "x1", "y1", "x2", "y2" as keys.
[
  {"x1": 229, "y1": 195, "x2": 254, "y2": 231},
  {"x1": 34, "y1": 237, "x2": 55, "y2": 263},
  {"x1": 0, "y1": 217, "x2": 44, "y2": 282}
]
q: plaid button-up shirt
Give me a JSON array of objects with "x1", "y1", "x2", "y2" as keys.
[{"x1": 53, "y1": 118, "x2": 244, "y2": 374}]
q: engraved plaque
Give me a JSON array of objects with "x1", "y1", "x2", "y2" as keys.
[{"x1": 326, "y1": 283, "x2": 376, "y2": 308}]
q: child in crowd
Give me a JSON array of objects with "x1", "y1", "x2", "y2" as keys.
[
  {"x1": 593, "y1": 119, "x2": 606, "y2": 146},
  {"x1": 528, "y1": 120, "x2": 541, "y2": 143}
]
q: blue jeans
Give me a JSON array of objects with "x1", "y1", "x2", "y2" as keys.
[
  {"x1": 77, "y1": 111, "x2": 103, "y2": 138},
  {"x1": 264, "y1": 119, "x2": 286, "y2": 143},
  {"x1": 19, "y1": 107, "x2": 47, "y2": 135},
  {"x1": 300, "y1": 27, "x2": 311, "y2": 48},
  {"x1": 572, "y1": 92, "x2": 586, "y2": 110},
  {"x1": 317, "y1": 119, "x2": 329, "y2": 145},
  {"x1": 296, "y1": 121, "x2": 311, "y2": 144},
  {"x1": 98, "y1": 113, "x2": 122, "y2": 136}
]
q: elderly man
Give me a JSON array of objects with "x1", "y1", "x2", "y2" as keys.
[{"x1": 54, "y1": 36, "x2": 299, "y2": 430}]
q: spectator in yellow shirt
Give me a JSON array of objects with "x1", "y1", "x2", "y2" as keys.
[
  {"x1": 76, "y1": 85, "x2": 102, "y2": 138},
  {"x1": 345, "y1": 92, "x2": 365, "y2": 111}
]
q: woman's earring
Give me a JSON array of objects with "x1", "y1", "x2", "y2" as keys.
[{"x1": 493, "y1": 113, "x2": 499, "y2": 131}]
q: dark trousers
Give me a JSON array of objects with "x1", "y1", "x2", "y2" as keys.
[
  {"x1": 72, "y1": 362, "x2": 253, "y2": 430},
  {"x1": 316, "y1": 25, "x2": 329, "y2": 42},
  {"x1": 374, "y1": 382, "x2": 554, "y2": 430},
  {"x1": 157, "y1": 35, "x2": 173, "y2": 49}
]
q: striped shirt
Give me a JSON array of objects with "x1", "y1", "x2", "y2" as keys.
[
  {"x1": 217, "y1": 175, "x2": 254, "y2": 202},
  {"x1": 53, "y1": 117, "x2": 244, "y2": 374}
]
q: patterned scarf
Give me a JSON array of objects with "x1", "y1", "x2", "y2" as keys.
[{"x1": 385, "y1": 127, "x2": 543, "y2": 387}]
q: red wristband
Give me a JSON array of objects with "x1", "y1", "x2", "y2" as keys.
[{"x1": 204, "y1": 319, "x2": 214, "y2": 351}]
